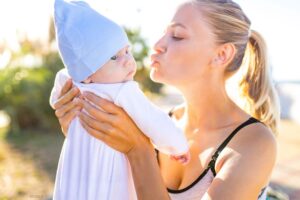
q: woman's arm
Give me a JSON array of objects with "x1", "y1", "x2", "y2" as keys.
[
  {"x1": 78, "y1": 92, "x2": 170, "y2": 200},
  {"x1": 127, "y1": 141, "x2": 171, "y2": 200}
]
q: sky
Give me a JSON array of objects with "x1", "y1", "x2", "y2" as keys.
[{"x1": 0, "y1": 0, "x2": 299, "y2": 81}]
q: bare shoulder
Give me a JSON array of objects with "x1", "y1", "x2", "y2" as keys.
[
  {"x1": 232, "y1": 122, "x2": 277, "y2": 170},
  {"x1": 210, "y1": 122, "x2": 277, "y2": 199},
  {"x1": 217, "y1": 122, "x2": 277, "y2": 172},
  {"x1": 230, "y1": 122, "x2": 277, "y2": 157}
]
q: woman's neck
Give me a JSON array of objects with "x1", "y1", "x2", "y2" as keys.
[{"x1": 179, "y1": 81, "x2": 247, "y2": 133}]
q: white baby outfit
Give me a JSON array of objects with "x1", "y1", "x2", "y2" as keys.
[{"x1": 50, "y1": 69, "x2": 188, "y2": 200}]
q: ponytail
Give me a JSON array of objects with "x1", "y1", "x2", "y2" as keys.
[{"x1": 239, "y1": 30, "x2": 280, "y2": 134}]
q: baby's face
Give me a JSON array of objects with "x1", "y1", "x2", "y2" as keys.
[{"x1": 84, "y1": 45, "x2": 137, "y2": 83}]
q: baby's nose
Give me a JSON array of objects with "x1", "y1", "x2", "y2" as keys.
[{"x1": 124, "y1": 56, "x2": 134, "y2": 67}]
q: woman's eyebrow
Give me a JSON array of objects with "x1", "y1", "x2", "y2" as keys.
[{"x1": 169, "y1": 22, "x2": 187, "y2": 29}]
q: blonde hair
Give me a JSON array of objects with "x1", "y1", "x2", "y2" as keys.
[{"x1": 187, "y1": 0, "x2": 280, "y2": 133}]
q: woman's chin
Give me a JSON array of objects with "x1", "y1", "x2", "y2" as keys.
[{"x1": 150, "y1": 69, "x2": 162, "y2": 83}]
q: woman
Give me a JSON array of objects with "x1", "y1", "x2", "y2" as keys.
[{"x1": 53, "y1": 0, "x2": 279, "y2": 199}]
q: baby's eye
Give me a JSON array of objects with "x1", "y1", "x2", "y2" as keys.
[
  {"x1": 126, "y1": 47, "x2": 132, "y2": 54},
  {"x1": 110, "y1": 55, "x2": 118, "y2": 60}
]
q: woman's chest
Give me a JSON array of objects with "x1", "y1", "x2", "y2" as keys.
[{"x1": 159, "y1": 145, "x2": 214, "y2": 190}]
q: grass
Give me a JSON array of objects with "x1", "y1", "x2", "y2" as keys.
[{"x1": 0, "y1": 128, "x2": 64, "y2": 200}]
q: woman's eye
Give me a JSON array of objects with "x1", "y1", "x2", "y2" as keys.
[
  {"x1": 172, "y1": 36, "x2": 183, "y2": 41},
  {"x1": 110, "y1": 55, "x2": 118, "y2": 60}
]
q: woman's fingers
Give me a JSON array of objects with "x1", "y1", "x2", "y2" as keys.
[
  {"x1": 79, "y1": 117, "x2": 108, "y2": 143},
  {"x1": 83, "y1": 92, "x2": 122, "y2": 114},
  {"x1": 78, "y1": 92, "x2": 150, "y2": 154},
  {"x1": 55, "y1": 97, "x2": 82, "y2": 118},
  {"x1": 79, "y1": 112, "x2": 114, "y2": 135},
  {"x1": 81, "y1": 97, "x2": 117, "y2": 125},
  {"x1": 79, "y1": 112, "x2": 135, "y2": 153},
  {"x1": 58, "y1": 106, "x2": 81, "y2": 136},
  {"x1": 53, "y1": 87, "x2": 80, "y2": 110},
  {"x1": 60, "y1": 79, "x2": 73, "y2": 96}
]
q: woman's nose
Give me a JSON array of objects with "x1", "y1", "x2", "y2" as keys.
[{"x1": 153, "y1": 36, "x2": 167, "y2": 54}]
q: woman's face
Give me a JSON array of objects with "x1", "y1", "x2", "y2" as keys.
[{"x1": 150, "y1": 4, "x2": 217, "y2": 87}]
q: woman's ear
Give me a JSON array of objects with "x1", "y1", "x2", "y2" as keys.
[{"x1": 212, "y1": 43, "x2": 236, "y2": 68}]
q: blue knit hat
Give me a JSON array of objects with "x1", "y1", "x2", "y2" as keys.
[{"x1": 54, "y1": 0, "x2": 129, "y2": 82}]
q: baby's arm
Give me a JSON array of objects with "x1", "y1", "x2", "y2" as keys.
[
  {"x1": 49, "y1": 69, "x2": 71, "y2": 108},
  {"x1": 115, "y1": 81, "x2": 189, "y2": 162}
]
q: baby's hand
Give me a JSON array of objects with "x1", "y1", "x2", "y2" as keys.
[{"x1": 170, "y1": 151, "x2": 191, "y2": 165}]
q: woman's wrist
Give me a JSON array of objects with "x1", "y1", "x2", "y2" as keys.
[
  {"x1": 126, "y1": 137, "x2": 154, "y2": 163},
  {"x1": 125, "y1": 138, "x2": 170, "y2": 200}
]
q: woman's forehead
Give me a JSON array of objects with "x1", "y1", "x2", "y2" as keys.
[
  {"x1": 170, "y1": 4, "x2": 211, "y2": 35},
  {"x1": 172, "y1": 5, "x2": 202, "y2": 25}
]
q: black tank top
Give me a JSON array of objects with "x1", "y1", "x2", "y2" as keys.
[{"x1": 156, "y1": 111, "x2": 262, "y2": 194}]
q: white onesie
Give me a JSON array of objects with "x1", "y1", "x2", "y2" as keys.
[{"x1": 50, "y1": 69, "x2": 188, "y2": 200}]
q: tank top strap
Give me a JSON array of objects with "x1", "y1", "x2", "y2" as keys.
[{"x1": 208, "y1": 117, "x2": 262, "y2": 175}]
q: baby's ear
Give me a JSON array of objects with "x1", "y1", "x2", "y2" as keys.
[{"x1": 82, "y1": 77, "x2": 92, "y2": 84}]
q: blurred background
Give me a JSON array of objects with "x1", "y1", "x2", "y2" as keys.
[{"x1": 0, "y1": 0, "x2": 299, "y2": 199}]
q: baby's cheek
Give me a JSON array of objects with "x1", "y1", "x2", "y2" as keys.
[{"x1": 109, "y1": 70, "x2": 129, "y2": 82}]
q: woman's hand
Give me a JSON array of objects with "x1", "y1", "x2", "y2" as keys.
[
  {"x1": 78, "y1": 91, "x2": 151, "y2": 156},
  {"x1": 79, "y1": 91, "x2": 170, "y2": 200},
  {"x1": 53, "y1": 79, "x2": 82, "y2": 136}
]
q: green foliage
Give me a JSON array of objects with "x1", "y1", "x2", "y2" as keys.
[
  {"x1": 43, "y1": 51, "x2": 64, "y2": 73},
  {"x1": 135, "y1": 67, "x2": 162, "y2": 93},
  {"x1": 0, "y1": 66, "x2": 59, "y2": 131}
]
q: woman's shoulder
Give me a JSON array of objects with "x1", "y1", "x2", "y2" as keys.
[
  {"x1": 229, "y1": 121, "x2": 277, "y2": 154},
  {"x1": 218, "y1": 121, "x2": 277, "y2": 165},
  {"x1": 211, "y1": 123, "x2": 277, "y2": 196},
  {"x1": 215, "y1": 121, "x2": 277, "y2": 191}
]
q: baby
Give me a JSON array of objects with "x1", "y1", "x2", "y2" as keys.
[{"x1": 50, "y1": 0, "x2": 190, "y2": 199}]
